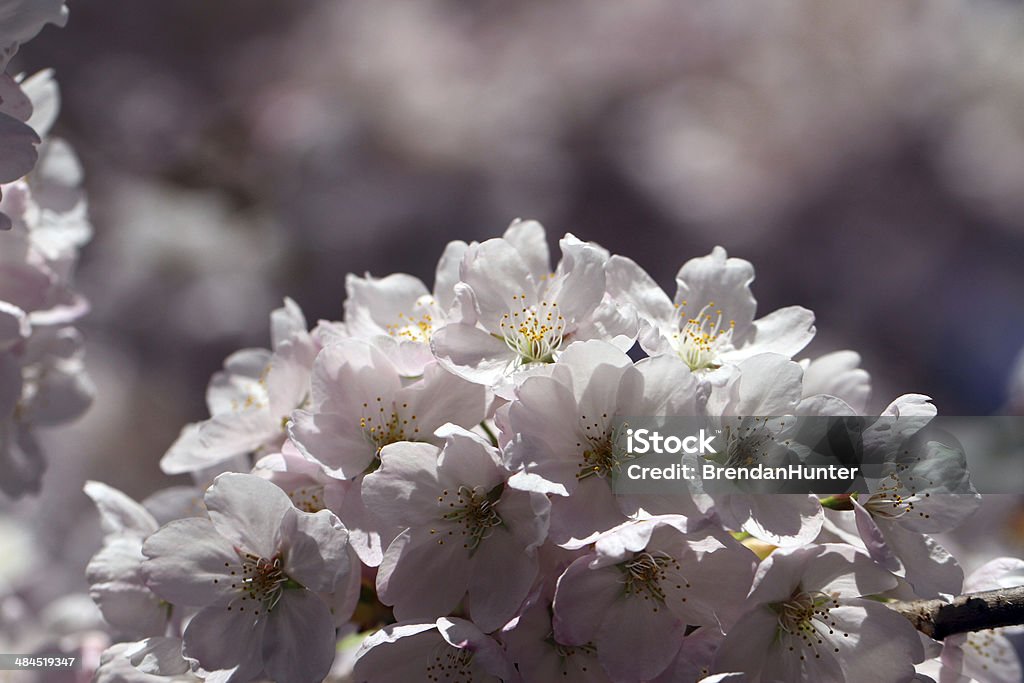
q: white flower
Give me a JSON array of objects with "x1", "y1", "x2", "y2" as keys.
[
  {"x1": 342, "y1": 239, "x2": 468, "y2": 377},
  {"x1": 714, "y1": 543, "x2": 924, "y2": 682},
  {"x1": 95, "y1": 637, "x2": 202, "y2": 683},
  {"x1": 501, "y1": 596, "x2": 610, "y2": 683},
  {"x1": 502, "y1": 339, "x2": 700, "y2": 546},
  {"x1": 363, "y1": 426, "x2": 548, "y2": 631},
  {"x1": 142, "y1": 473, "x2": 354, "y2": 683},
  {"x1": 431, "y1": 219, "x2": 634, "y2": 395},
  {"x1": 846, "y1": 395, "x2": 980, "y2": 598},
  {"x1": 161, "y1": 299, "x2": 317, "y2": 475},
  {"x1": 84, "y1": 481, "x2": 167, "y2": 639},
  {"x1": 799, "y1": 351, "x2": 871, "y2": 414},
  {"x1": 352, "y1": 617, "x2": 516, "y2": 683},
  {"x1": 290, "y1": 338, "x2": 485, "y2": 480},
  {"x1": 552, "y1": 516, "x2": 755, "y2": 681},
  {"x1": 607, "y1": 246, "x2": 814, "y2": 375}
]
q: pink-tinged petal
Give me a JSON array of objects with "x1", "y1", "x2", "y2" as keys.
[
  {"x1": 141, "y1": 518, "x2": 237, "y2": 607},
  {"x1": 632, "y1": 354, "x2": 700, "y2": 415},
  {"x1": 265, "y1": 340, "x2": 315, "y2": 421},
  {"x1": 160, "y1": 424, "x2": 214, "y2": 475},
  {"x1": 743, "y1": 306, "x2": 815, "y2": 359},
  {"x1": 548, "y1": 476, "x2": 627, "y2": 548},
  {"x1": 832, "y1": 600, "x2": 924, "y2": 682},
  {"x1": 552, "y1": 556, "x2": 622, "y2": 646},
  {"x1": 430, "y1": 322, "x2": 518, "y2": 386},
  {"x1": 376, "y1": 528, "x2": 471, "y2": 622},
  {"x1": 495, "y1": 487, "x2": 550, "y2": 551},
  {"x1": 84, "y1": 481, "x2": 159, "y2": 538},
  {"x1": 545, "y1": 238, "x2": 607, "y2": 324},
  {"x1": 182, "y1": 604, "x2": 265, "y2": 681},
  {"x1": 460, "y1": 237, "x2": 534, "y2": 330},
  {"x1": 729, "y1": 354, "x2": 804, "y2": 415},
  {"x1": 322, "y1": 544, "x2": 362, "y2": 626},
  {"x1": 504, "y1": 371, "x2": 585, "y2": 479},
  {"x1": 876, "y1": 519, "x2": 963, "y2": 598},
  {"x1": 288, "y1": 409, "x2": 374, "y2": 478},
  {"x1": 468, "y1": 526, "x2": 538, "y2": 632},
  {"x1": 362, "y1": 442, "x2": 443, "y2": 527},
  {"x1": 87, "y1": 538, "x2": 167, "y2": 637},
  {"x1": 188, "y1": 408, "x2": 276, "y2": 469},
  {"x1": 280, "y1": 508, "x2": 350, "y2": 594},
  {"x1": 344, "y1": 272, "x2": 430, "y2": 337},
  {"x1": 596, "y1": 594, "x2": 684, "y2": 681},
  {"x1": 339, "y1": 477, "x2": 399, "y2": 567},
  {"x1": 353, "y1": 622, "x2": 446, "y2": 683},
  {"x1": 852, "y1": 500, "x2": 902, "y2": 573},
  {"x1": 434, "y1": 426, "x2": 504, "y2": 491},
  {"x1": 734, "y1": 494, "x2": 823, "y2": 548},
  {"x1": 801, "y1": 351, "x2": 870, "y2": 413},
  {"x1": 606, "y1": 255, "x2": 675, "y2": 326},
  {"x1": 960, "y1": 630, "x2": 1022, "y2": 683},
  {"x1": 400, "y1": 362, "x2": 487, "y2": 434},
  {"x1": 503, "y1": 219, "x2": 550, "y2": 283},
  {"x1": 204, "y1": 473, "x2": 293, "y2": 559},
  {"x1": 434, "y1": 240, "x2": 469, "y2": 311},
  {"x1": 964, "y1": 557, "x2": 1024, "y2": 592},
  {"x1": 353, "y1": 621, "x2": 508, "y2": 683},
  {"x1": 502, "y1": 601, "x2": 609, "y2": 683},
  {"x1": 261, "y1": 590, "x2": 337, "y2": 683},
  {"x1": 803, "y1": 544, "x2": 899, "y2": 598},
  {"x1": 437, "y1": 617, "x2": 517, "y2": 680},
  {"x1": 204, "y1": 348, "x2": 271, "y2": 416},
  {"x1": 122, "y1": 636, "x2": 192, "y2": 676},
  {"x1": 713, "y1": 606, "x2": 776, "y2": 677},
  {"x1": 675, "y1": 246, "x2": 757, "y2": 341},
  {"x1": 650, "y1": 626, "x2": 724, "y2": 683},
  {"x1": 269, "y1": 297, "x2": 307, "y2": 348},
  {"x1": 309, "y1": 339, "x2": 402, "y2": 413}
]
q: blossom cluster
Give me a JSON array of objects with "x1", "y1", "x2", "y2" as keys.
[
  {"x1": 87, "y1": 221, "x2": 1022, "y2": 682},
  {"x1": 0, "y1": 0, "x2": 93, "y2": 498}
]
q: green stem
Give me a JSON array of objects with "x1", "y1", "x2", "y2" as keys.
[{"x1": 480, "y1": 421, "x2": 499, "y2": 448}]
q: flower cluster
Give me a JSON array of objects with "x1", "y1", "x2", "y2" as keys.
[
  {"x1": 0, "y1": 0, "x2": 94, "y2": 498},
  {"x1": 88, "y1": 221, "x2": 1021, "y2": 682}
]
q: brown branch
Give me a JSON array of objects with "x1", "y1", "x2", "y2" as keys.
[{"x1": 887, "y1": 585, "x2": 1024, "y2": 640}]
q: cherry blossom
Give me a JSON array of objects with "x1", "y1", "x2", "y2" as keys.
[
  {"x1": 431, "y1": 219, "x2": 634, "y2": 396},
  {"x1": 141, "y1": 473, "x2": 355, "y2": 683},
  {"x1": 606, "y1": 246, "x2": 814, "y2": 375}
]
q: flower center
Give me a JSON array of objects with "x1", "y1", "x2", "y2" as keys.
[
  {"x1": 360, "y1": 399, "x2": 420, "y2": 452},
  {"x1": 386, "y1": 297, "x2": 441, "y2": 343},
  {"x1": 221, "y1": 551, "x2": 296, "y2": 616},
  {"x1": 773, "y1": 589, "x2": 847, "y2": 661},
  {"x1": 576, "y1": 416, "x2": 630, "y2": 480},
  {"x1": 433, "y1": 484, "x2": 504, "y2": 552},
  {"x1": 498, "y1": 295, "x2": 565, "y2": 366},
  {"x1": 425, "y1": 644, "x2": 475, "y2": 682},
  {"x1": 288, "y1": 485, "x2": 325, "y2": 513},
  {"x1": 864, "y1": 463, "x2": 932, "y2": 521},
  {"x1": 619, "y1": 551, "x2": 691, "y2": 612},
  {"x1": 673, "y1": 301, "x2": 735, "y2": 371}
]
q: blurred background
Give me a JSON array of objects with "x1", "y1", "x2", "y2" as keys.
[{"x1": 4, "y1": 0, "x2": 1024, "y2": 666}]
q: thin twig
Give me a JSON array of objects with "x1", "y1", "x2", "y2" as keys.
[{"x1": 887, "y1": 585, "x2": 1024, "y2": 640}]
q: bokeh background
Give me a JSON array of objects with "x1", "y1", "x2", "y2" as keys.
[{"x1": 4, "y1": 0, "x2": 1024, "y2": 666}]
